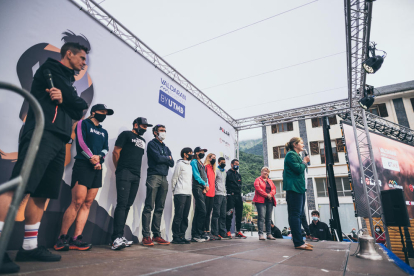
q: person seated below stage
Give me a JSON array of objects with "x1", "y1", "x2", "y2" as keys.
[
  {"x1": 348, "y1": 228, "x2": 358, "y2": 242},
  {"x1": 281, "y1": 227, "x2": 289, "y2": 236},
  {"x1": 270, "y1": 221, "x2": 283, "y2": 239},
  {"x1": 375, "y1": 226, "x2": 386, "y2": 245},
  {"x1": 308, "y1": 210, "x2": 332, "y2": 241}
]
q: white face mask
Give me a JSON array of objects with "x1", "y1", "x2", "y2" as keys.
[
  {"x1": 312, "y1": 216, "x2": 319, "y2": 221},
  {"x1": 158, "y1": 132, "x2": 166, "y2": 141}
]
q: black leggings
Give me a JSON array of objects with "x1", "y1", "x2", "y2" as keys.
[{"x1": 204, "y1": 196, "x2": 214, "y2": 231}]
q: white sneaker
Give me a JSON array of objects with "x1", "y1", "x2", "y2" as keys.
[
  {"x1": 111, "y1": 237, "x2": 126, "y2": 250},
  {"x1": 191, "y1": 237, "x2": 206, "y2": 243},
  {"x1": 122, "y1": 237, "x2": 133, "y2": 247}
]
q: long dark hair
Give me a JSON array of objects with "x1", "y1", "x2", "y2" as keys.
[{"x1": 285, "y1": 137, "x2": 302, "y2": 152}]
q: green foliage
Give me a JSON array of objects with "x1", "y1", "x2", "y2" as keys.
[
  {"x1": 242, "y1": 202, "x2": 253, "y2": 220},
  {"x1": 239, "y1": 138, "x2": 262, "y2": 152},
  {"x1": 244, "y1": 141, "x2": 263, "y2": 156},
  {"x1": 239, "y1": 150, "x2": 263, "y2": 194}
]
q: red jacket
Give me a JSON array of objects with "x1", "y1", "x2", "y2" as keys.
[
  {"x1": 253, "y1": 177, "x2": 276, "y2": 206},
  {"x1": 205, "y1": 164, "x2": 216, "y2": 197}
]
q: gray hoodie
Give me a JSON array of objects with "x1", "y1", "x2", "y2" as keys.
[
  {"x1": 171, "y1": 159, "x2": 192, "y2": 195},
  {"x1": 215, "y1": 168, "x2": 227, "y2": 196}
]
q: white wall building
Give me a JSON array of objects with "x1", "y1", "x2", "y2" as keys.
[{"x1": 263, "y1": 80, "x2": 414, "y2": 232}]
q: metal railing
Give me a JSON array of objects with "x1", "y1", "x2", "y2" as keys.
[{"x1": 0, "y1": 82, "x2": 44, "y2": 270}]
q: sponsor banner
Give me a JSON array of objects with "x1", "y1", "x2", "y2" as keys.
[
  {"x1": 158, "y1": 89, "x2": 185, "y2": 118},
  {"x1": 381, "y1": 157, "x2": 400, "y2": 172}
]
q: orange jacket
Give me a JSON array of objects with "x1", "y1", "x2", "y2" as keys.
[
  {"x1": 253, "y1": 176, "x2": 276, "y2": 206},
  {"x1": 205, "y1": 164, "x2": 216, "y2": 197}
]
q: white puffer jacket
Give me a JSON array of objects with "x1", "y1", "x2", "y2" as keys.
[{"x1": 171, "y1": 159, "x2": 192, "y2": 195}]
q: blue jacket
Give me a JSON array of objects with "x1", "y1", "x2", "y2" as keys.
[
  {"x1": 74, "y1": 119, "x2": 108, "y2": 164},
  {"x1": 147, "y1": 138, "x2": 174, "y2": 176},
  {"x1": 191, "y1": 159, "x2": 209, "y2": 188}
]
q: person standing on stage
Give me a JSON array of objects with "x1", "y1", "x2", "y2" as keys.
[
  {"x1": 54, "y1": 104, "x2": 113, "y2": 252},
  {"x1": 283, "y1": 137, "x2": 313, "y2": 251},
  {"x1": 211, "y1": 157, "x2": 229, "y2": 240},
  {"x1": 226, "y1": 159, "x2": 247, "y2": 239},
  {"x1": 0, "y1": 42, "x2": 88, "y2": 273},
  {"x1": 203, "y1": 153, "x2": 216, "y2": 240},
  {"x1": 110, "y1": 117, "x2": 152, "y2": 250},
  {"x1": 191, "y1": 147, "x2": 210, "y2": 242},
  {"x1": 141, "y1": 124, "x2": 174, "y2": 246},
  {"x1": 171, "y1": 148, "x2": 193, "y2": 244}
]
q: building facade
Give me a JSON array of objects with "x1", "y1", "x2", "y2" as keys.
[{"x1": 263, "y1": 80, "x2": 414, "y2": 233}]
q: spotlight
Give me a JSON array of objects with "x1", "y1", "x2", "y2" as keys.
[
  {"x1": 363, "y1": 42, "x2": 386, "y2": 74},
  {"x1": 359, "y1": 86, "x2": 375, "y2": 110}
]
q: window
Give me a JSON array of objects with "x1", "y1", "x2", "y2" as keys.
[
  {"x1": 315, "y1": 177, "x2": 351, "y2": 197},
  {"x1": 274, "y1": 181, "x2": 286, "y2": 198},
  {"x1": 368, "y1": 103, "x2": 388, "y2": 117},
  {"x1": 310, "y1": 140, "x2": 339, "y2": 163},
  {"x1": 311, "y1": 116, "x2": 337, "y2": 128},
  {"x1": 271, "y1": 122, "x2": 293, "y2": 133},
  {"x1": 273, "y1": 146, "x2": 286, "y2": 159},
  {"x1": 411, "y1": 98, "x2": 414, "y2": 111}
]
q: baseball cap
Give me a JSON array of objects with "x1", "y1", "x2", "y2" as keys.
[
  {"x1": 91, "y1": 104, "x2": 114, "y2": 115},
  {"x1": 194, "y1": 147, "x2": 208, "y2": 153},
  {"x1": 133, "y1": 117, "x2": 153, "y2": 127}
]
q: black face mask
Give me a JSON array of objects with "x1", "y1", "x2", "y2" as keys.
[
  {"x1": 219, "y1": 163, "x2": 226, "y2": 169},
  {"x1": 211, "y1": 159, "x2": 216, "y2": 165},
  {"x1": 134, "y1": 127, "x2": 146, "y2": 136},
  {"x1": 198, "y1": 153, "x2": 205, "y2": 159},
  {"x1": 186, "y1": 154, "x2": 193, "y2": 161},
  {"x1": 94, "y1": 113, "x2": 106, "y2": 122}
]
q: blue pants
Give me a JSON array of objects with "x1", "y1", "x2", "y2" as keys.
[{"x1": 286, "y1": 191, "x2": 306, "y2": 247}]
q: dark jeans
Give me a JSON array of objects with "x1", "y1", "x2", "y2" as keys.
[
  {"x1": 111, "y1": 169, "x2": 140, "y2": 241},
  {"x1": 191, "y1": 186, "x2": 206, "y2": 238},
  {"x1": 286, "y1": 190, "x2": 306, "y2": 247},
  {"x1": 172, "y1": 195, "x2": 191, "y2": 239},
  {"x1": 211, "y1": 195, "x2": 227, "y2": 236},
  {"x1": 226, "y1": 193, "x2": 243, "y2": 232},
  {"x1": 256, "y1": 201, "x2": 273, "y2": 235},
  {"x1": 301, "y1": 207, "x2": 310, "y2": 236},
  {"x1": 141, "y1": 175, "x2": 168, "y2": 237},
  {"x1": 204, "y1": 196, "x2": 214, "y2": 232}
]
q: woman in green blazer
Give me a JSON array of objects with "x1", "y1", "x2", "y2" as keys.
[{"x1": 283, "y1": 137, "x2": 313, "y2": 251}]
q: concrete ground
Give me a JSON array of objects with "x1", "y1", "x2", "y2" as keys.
[{"x1": 4, "y1": 237, "x2": 409, "y2": 276}]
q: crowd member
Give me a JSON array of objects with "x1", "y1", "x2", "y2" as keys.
[
  {"x1": 191, "y1": 147, "x2": 210, "y2": 242},
  {"x1": 270, "y1": 221, "x2": 283, "y2": 239},
  {"x1": 303, "y1": 215, "x2": 318, "y2": 242},
  {"x1": 308, "y1": 210, "x2": 332, "y2": 241},
  {"x1": 226, "y1": 159, "x2": 247, "y2": 239},
  {"x1": 349, "y1": 228, "x2": 358, "y2": 242},
  {"x1": 283, "y1": 137, "x2": 313, "y2": 251},
  {"x1": 110, "y1": 117, "x2": 152, "y2": 250},
  {"x1": 54, "y1": 104, "x2": 112, "y2": 252},
  {"x1": 0, "y1": 42, "x2": 88, "y2": 273},
  {"x1": 141, "y1": 125, "x2": 174, "y2": 246},
  {"x1": 211, "y1": 157, "x2": 229, "y2": 240},
  {"x1": 171, "y1": 148, "x2": 193, "y2": 244},
  {"x1": 253, "y1": 167, "x2": 276, "y2": 240},
  {"x1": 282, "y1": 227, "x2": 289, "y2": 236},
  {"x1": 203, "y1": 153, "x2": 216, "y2": 240},
  {"x1": 375, "y1": 226, "x2": 386, "y2": 245}
]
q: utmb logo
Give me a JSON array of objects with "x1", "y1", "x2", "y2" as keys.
[{"x1": 220, "y1": 127, "x2": 230, "y2": 136}]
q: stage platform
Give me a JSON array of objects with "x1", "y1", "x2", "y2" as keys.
[{"x1": 4, "y1": 238, "x2": 411, "y2": 275}]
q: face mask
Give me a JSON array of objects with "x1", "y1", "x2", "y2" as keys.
[
  {"x1": 219, "y1": 163, "x2": 226, "y2": 169},
  {"x1": 186, "y1": 154, "x2": 193, "y2": 161},
  {"x1": 233, "y1": 165, "x2": 239, "y2": 170},
  {"x1": 198, "y1": 153, "x2": 205, "y2": 159},
  {"x1": 352, "y1": 230, "x2": 356, "y2": 233},
  {"x1": 375, "y1": 228, "x2": 380, "y2": 232},
  {"x1": 211, "y1": 159, "x2": 216, "y2": 165},
  {"x1": 312, "y1": 216, "x2": 319, "y2": 221},
  {"x1": 134, "y1": 127, "x2": 146, "y2": 136},
  {"x1": 158, "y1": 132, "x2": 166, "y2": 141},
  {"x1": 94, "y1": 113, "x2": 106, "y2": 122}
]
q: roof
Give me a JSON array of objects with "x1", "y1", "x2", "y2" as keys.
[{"x1": 374, "y1": 80, "x2": 414, "y2": 96}]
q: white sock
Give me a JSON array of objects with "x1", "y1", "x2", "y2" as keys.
[{"x1": 22, "y1": 222, "x2": 40, "y2": 250}]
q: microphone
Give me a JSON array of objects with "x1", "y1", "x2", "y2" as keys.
[
  {"x1": 43, "y1": 69, "x2": 54, "y2": 88},
  {"x1": 304, "y1": 149, "x2": 309, "y2": 157}
]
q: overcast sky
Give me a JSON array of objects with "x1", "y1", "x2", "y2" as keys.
[{"x1": 86, "y1": 0, "x2": 414, "y2": 141}]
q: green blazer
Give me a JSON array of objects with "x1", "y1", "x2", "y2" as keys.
[{"x1": 283, "y1": 150, "x2": 307, "y2": 194}]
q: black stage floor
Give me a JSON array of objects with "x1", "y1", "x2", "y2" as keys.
[{"x1": 4, "y1": 238, "x2": 410, "y2": 275}]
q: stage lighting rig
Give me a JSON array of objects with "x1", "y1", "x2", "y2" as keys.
[
  {"x1": 363, "y1": 42, "x2": 387, "y2": 74},
  {"x1": 359, "y1": 85, "x2": 375, "y2": 110}
]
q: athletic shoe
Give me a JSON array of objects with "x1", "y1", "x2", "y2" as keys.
[
  {"x1": 214, "y1": 235, "x2": 222, "y2": 240},
  {"x1": 191, "y1": 236, "x2": 206, "y2": 242},
  {"x1": 122, "y1": 237, "x2": 134, "y2": 247},
  {"x1": 306, "y1": 235, "x2": 319, "y2": 242},
  {"x1": 225, "y1": 231, "x2": 233, "y2": 239},
  {"x1": 54, "y1": 234, "x2": 70, "y2": 251},
  {"x1": 219, "y1": 234, "x2": 231, "y2": 240},
  {"x1": 201, "y1": 233, "x2": 211, "y2": 242},
  {"x1": 0, "y1": 252, "x2": 20, "y2": 274},
  {"x1": 152, "y1": 236, "x2": 170, "y2": 245},
  {"x1": 235, "y1": 231, "x2": 247, "y2": 239},
  {"x1": 180, "y1": 236, "x2": 191, "y2": 244},
  {"x1": 142, "y1": 237, "x2": 154, "y2": 246},
  {"x1": 171, "y1": 237, "x2": 185, "y2": 244},
  {"x1": 259, "y1": 234, "x2": 266, "y2": 240},
  {"x1": 69, "y1": 235, "x2": 92, "y2": 251},
  {"x1": 15, "y1": 246, "x2": 61, "y2": 262},
  {"x1": 208, "y1": 233, "x2": 216, "y2": 241},
  {"x1": 267, "y1": 234, "x2": 276, "y2": 240},
  {"x1": 111, "y1": 237, "x2": 126, "y2": 250}
]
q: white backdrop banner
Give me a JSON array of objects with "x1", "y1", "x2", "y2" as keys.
[{"x1": 0, "y1": 0, "x2": 236, "y2": 245}]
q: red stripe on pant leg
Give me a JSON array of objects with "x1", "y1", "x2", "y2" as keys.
[{"x1": 24, "y1": 231, "x2": 38, "y2": 237}]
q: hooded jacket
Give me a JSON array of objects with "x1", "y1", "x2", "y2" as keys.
[
  {"x1": 215, "y1": 167, "x2": 227, "y2": 196},
  {"x1": 22, "y1": 58, "x2": 88, "y2": 143},
  {"x1": 171, "y1": 159, "x2": 192, "y2": 195}
]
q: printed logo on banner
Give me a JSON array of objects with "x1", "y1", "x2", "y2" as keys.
[
  {"x1": 388, "y1": 180, "x2": 403, "y2": 190},
  {"x1": 365, "y1": 177, "x2": 382, "y2": 187},
  {"x1": 219, "y1": 127, "x2": 230, "y2": 136},
  {"x1": 158, "y1": 78, "x2": 186, "y2": 118},
  {"x1": 220, "y1": 152, "x2": 230, "y2": 160},
  {"x1": 219, "y1": 138, "x2": 230, "y2": 147},
  {"x1": 410, "y1": 184, "x2": 414, "y2": 192},
  {"x1": 381, "y1": 157, "x2": 400, "y2": 172}
]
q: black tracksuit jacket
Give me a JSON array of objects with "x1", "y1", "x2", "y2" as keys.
[{"x1": 226, "y1": 169, "x2": 242, "y2": 194}]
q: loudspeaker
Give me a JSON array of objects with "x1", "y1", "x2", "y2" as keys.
[{"x1": 381, "y1": 189, "x2": 410, "y2": 227}]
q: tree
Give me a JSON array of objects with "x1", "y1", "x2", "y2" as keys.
[{"x1": 243, "y1": 202, "x2": 253, "y2": 221}]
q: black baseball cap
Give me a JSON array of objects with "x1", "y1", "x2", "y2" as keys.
[
  {"x1": 91, "y1": 104, "x2": 114, "y2": 115},
  {"x1": 194, "y1": 147, "x2": 208, "y2": 153},
  {"x1": 133, "y1": 117, "x2": 153, "y2": 127}
]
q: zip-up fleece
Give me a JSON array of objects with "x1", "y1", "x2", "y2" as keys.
[
  {"x1": 191, "y1": 159, "x2": 208, "y2": 188},
  {"x1": 74, "y1": 119, "x2": 109, "y2": 164},
  {"x1": 171, "y1": 159, "x2": 192, "y2": 195},
  {"x1": 215, "y1": 167, "x2": 227, "y2": 196},
  {"x1": 22, "y1": 58, "x2": 88, "y2": 143}
]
